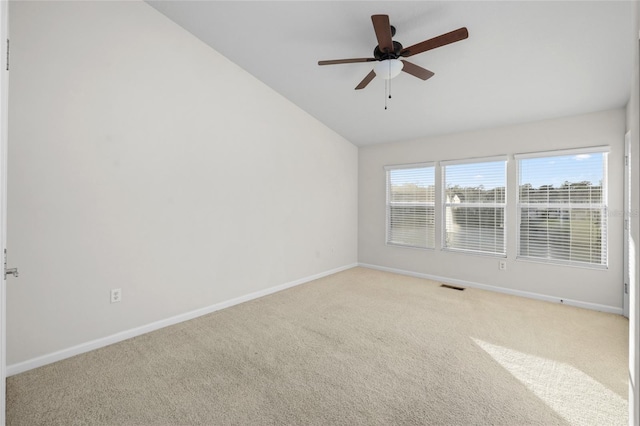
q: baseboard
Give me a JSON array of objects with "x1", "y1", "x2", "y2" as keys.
[
  {"x1": 7, "y1": 263, "x2": 358, "y2": 377},
  {"x1": 358, "y1": 263, "x2": 623, "y2": 316}
]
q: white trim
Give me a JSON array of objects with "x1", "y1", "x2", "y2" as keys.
[
  {"x1": 0, "y1": 0, "x2": 8, "y2": 422},
  {"x1": 623, "y1": 131, "x2": 631, "y2": 319},
  {"x1": 384, "y1": 162, "x2": 435, "y2": 171},
  {"x1": 514, "y1": 145, "x2": 610, "y2": 160},
  {"x1": 358, "y1": 263, "x2": 623, "y2": 315},
  {"x1": 7, "y1": 263, "x2": 358, "y2": 376},
  {"x1": 440, "y1": 155, "x2": 507, "y2": 167}
]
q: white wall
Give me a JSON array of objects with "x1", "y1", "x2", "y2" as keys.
[
  {"x1": 359, "y1": 109, "x2": 626, "y2": 312},
  {"x1": 6, "y1": 1, "x2": 358, "y2": 366}
]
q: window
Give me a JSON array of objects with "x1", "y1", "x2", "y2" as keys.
[
  {"x1": 385, "y1": 163, "x2": 435, "y2": 249},
  {"x1": 516, "y1": 147, "x2": 608, "y2": 267},
  {"x1": 442, "y1": 157, "x2": 507, "y2": 255}
]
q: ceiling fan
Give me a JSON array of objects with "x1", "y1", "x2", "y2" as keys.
[{"x1": 318, "y1": 15, "x2": 469, "y2": 90}]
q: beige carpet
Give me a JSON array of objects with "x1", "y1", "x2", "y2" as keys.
[{"x1": 7, "y1": 267, "x2": 629, "y2": 425}]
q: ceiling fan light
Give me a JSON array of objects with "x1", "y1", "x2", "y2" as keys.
[{"x1": 374, "y1": 59, "x2": 403, "y2": 79}]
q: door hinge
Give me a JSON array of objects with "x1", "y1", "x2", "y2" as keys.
[
  {"x1": 5, "y1": 38, "x2": 8, "y2": 71},
  {"x1": 625, "y1": 155, "x2": 629, "y2": 167},
  {"x1": 625, "y1": 218, "x2": 629, "y2": 231},
  {"x1": 625, "y1": 282, "x2": 629, "y2": 294},
  {"x1": 4, "y1": 248, "x2": 18, "y2": 279}
]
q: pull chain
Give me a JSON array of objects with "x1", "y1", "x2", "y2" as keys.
[
  {"x1": 384, "y1": 79, "x2": 388, "y2": 110},
  {"x1": 384, "y1": 60, "x2": 392, "y2": 110}
]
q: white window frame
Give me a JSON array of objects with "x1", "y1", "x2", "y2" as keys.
[
  {"x1": 440, "y1": 156, "x2": 508, "y2": 256},
  {"x1": 515, "y1": 146, "x2": 609, "y2": 269},
  {"x1": 385, "y1": 162, "x2": 435, "y2": 249}
]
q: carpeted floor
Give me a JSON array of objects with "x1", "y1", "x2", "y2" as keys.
[{"x1": 6, "y1": 267, "x2": 629, "y2": 425}]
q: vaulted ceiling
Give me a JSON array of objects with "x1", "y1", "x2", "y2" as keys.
[{"x1": 147, "y1": 1, "x2": 635, "y2": 146}]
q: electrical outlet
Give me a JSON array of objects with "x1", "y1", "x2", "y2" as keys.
[
  {"x1": 110, "y1": 288, "x2": 122, "y2": 304},
  {"x1": 499, "y1": 261, "x2": 507, "y2": 271}
]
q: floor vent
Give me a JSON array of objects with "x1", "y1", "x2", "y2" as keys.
[{"x1": 440, "y1": 284, "x2": 465, "y2": 291}]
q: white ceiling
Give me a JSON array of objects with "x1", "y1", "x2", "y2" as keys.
[{"x1": 147, "y1": 1, "x2": 635, "y2": 146}]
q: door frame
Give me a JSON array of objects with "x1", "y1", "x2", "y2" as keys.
[
  {"x1": 625, "y1": 131, "x2": 631, "y2": 319},
  {"x1": 1, "y1": 0, "x2": 9, "y2": 423}
]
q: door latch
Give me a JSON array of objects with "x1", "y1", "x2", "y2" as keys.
[{"x1": 5, "y1": 267, "x2": 17, "y2": 278}]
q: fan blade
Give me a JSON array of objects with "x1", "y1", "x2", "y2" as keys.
[
  {"x1": 401, "y1": 60, "x2": 435, "y2": 80},
  {"x1": 400, "y1": 27, "x2": 469, "y2": 57},
  {"x1": 318, "y1": 58, "x2": 377, "y2": 66},
  {"x1": 371, "y1": 15, "x2": 394, "y2": 53},
  {"x1": 355, "y1": 70, "x2": 376, "y2": 90}
]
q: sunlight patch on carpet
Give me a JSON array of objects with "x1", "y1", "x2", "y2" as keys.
[{"x1": 472, "y1": 338, "x2": 627, "y2": 426}]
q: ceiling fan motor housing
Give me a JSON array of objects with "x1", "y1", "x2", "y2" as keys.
[{"x1": 374, "y1": 40, "x2": 403, "y2": 61}]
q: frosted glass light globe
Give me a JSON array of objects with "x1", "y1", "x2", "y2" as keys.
[{"x1": 374, "y1": 59, "x2": 404, "y2": 79}]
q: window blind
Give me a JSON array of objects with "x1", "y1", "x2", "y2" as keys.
[
  {"x1": 517, "y1": 149, "x2": 608, "y2": 267},
  {"x1": 442, "y1": 158, "x2": 507, "y2": 255},
  {"x1": 386, "y1": 164, "x2": 435, "y2": 249}
]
